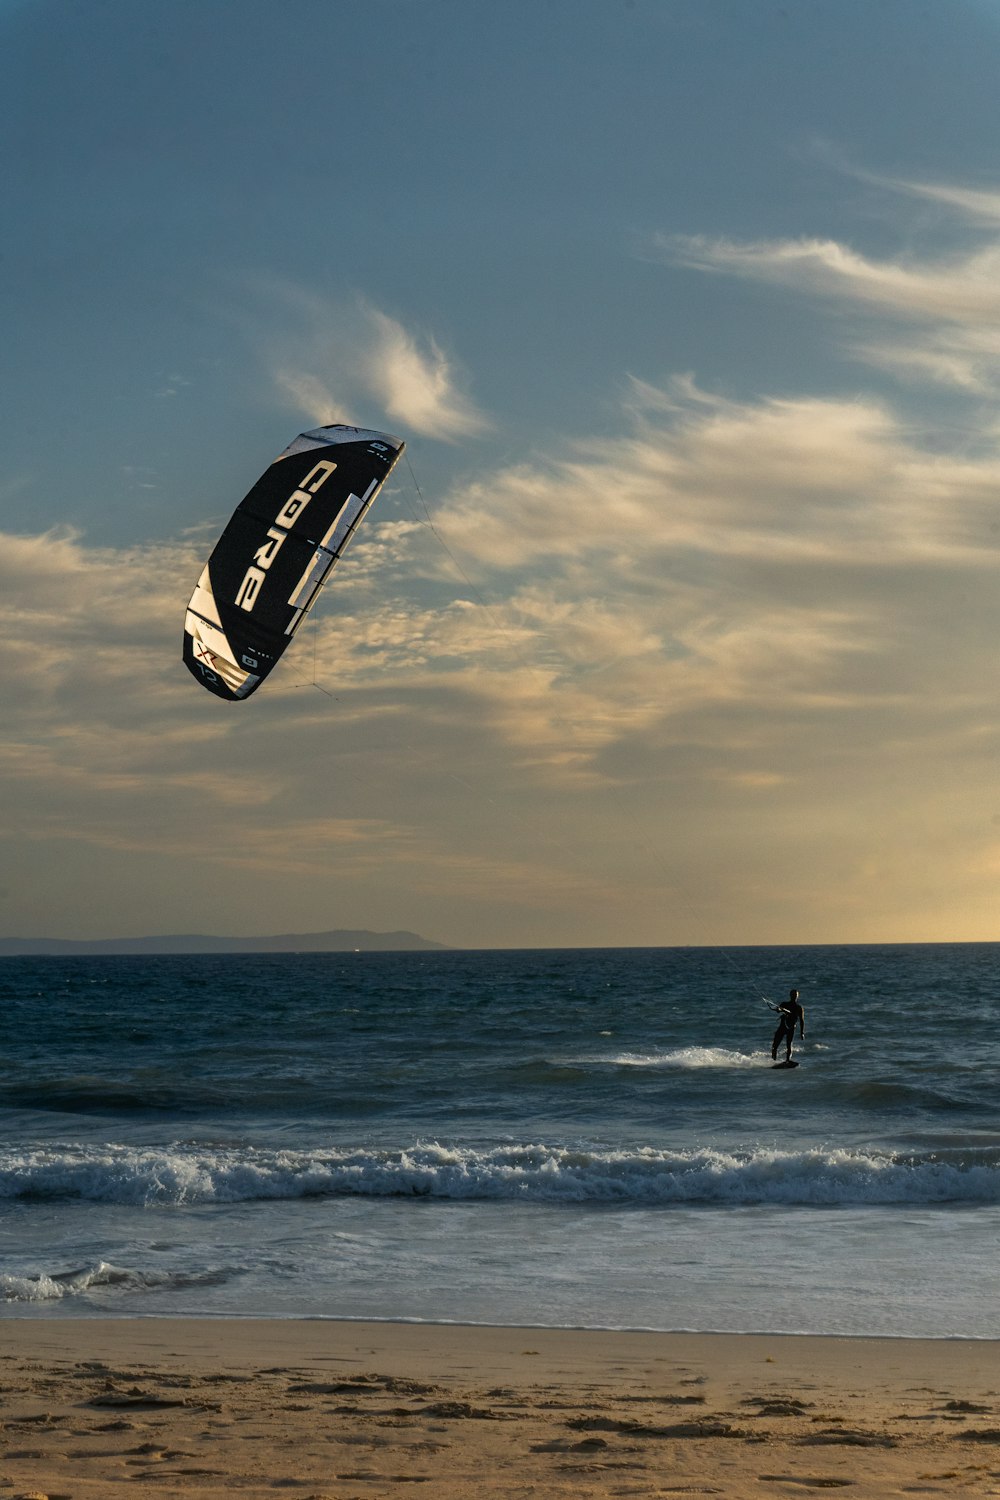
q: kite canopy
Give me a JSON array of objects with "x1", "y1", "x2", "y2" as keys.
[{"x1": 183, "y1": 425, "x2": 405, "y2": 701}]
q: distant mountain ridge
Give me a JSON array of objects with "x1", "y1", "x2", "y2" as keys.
[{"x1": 0, "y1": 930, "x2": 448, "y2": 956}]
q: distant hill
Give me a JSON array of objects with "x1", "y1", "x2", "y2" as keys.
[{"x1": 0, "y1": 930, "x2": 449, "y2": 956}]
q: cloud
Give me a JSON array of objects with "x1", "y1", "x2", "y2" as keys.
[
  {"x1": 666, "y1": 233, "x2": 1000, "y2": 325},
  {"x1": 234, "y1": 279, "x2": 491, "y2": 440},
  {"x1": 433, "y1": 380, "x2": 1000, "y2": 572},
  {"x1": 851, "y1": 165, "x2": 1000, "y2": 229},
  {"x1": 364, "y1": 307, "x2": 492, "y2": 440},
  {"x1": 273, "y1": 368, "x2": 352, "y2": 426},
  {"x1": 5, "y1": 366, "x2": 1000, "y2": 818},
  {"x1": 0, "y1": 521, "x2": 619, "y2": 931},
  {"x1": 653, "y1": 170, "x2": 1000, "y2": 394},
  {"x1": 10, "y1": 178, "x2": 1000, "y2": 941}
]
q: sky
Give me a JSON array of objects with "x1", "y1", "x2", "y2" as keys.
[{"x1": 3, "y1": 0, "x2": 1000, "y2": 949}]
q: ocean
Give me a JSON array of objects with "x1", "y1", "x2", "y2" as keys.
[{"x1": 1, "y1": 943, "x2": 998, "y2": 1336}]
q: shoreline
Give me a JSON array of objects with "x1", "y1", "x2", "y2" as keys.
[
  {"x1": 6, "y1": 1311, "x2": 1000, "y2": 1341},
  {"x1": 1, "y1": 1320, "x2": 998, "y2": 1497}
]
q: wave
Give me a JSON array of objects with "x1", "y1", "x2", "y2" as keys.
[
  {"x1": 2, "y1": 1075, "x2": 339, "y2": 1114},
  {"x1": 0, "y1": 1260, "x2": 235, "y2": 1304},
  {"x1": 3, "y1": 1140, "x2": 1000, "y2": 1207},
  {"x1": 815, "y1": 1078, "x2": 981, "y2": 1114}
]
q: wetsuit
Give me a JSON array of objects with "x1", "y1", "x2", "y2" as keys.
[{"x1": 771, "y1": 996, "x2": 804, "y2": 1061}]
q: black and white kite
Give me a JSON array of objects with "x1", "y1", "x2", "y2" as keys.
[{"x1": 183, "y1": 425, "x2": 405, "y2": 701}]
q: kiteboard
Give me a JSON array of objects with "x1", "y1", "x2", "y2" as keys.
[
  {"x1": 183, "y1": 424, "x2": 405, "y2": 701},
  {"x1": 771, "y1": 1059, "x2": 799, "y2": 1070}
]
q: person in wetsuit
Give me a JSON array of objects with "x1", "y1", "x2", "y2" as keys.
[{"x1": 771, "y1": 988, "x2": 805, "y2": 1062}]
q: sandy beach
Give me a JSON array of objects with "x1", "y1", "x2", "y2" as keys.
[{"x1": 0, "y1": 1321, "x2": 998, "y2": 1499}]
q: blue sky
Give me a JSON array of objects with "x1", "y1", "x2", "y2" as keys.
[{"x1": 4, "y1": 0, "x2": 1000, "y2": 947}]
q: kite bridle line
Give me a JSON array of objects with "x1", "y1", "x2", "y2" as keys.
[
  {"x1": 279, "y1": 447, "x2": 781, "y2": 1013},
  {"x1": 272, "y1": 451, "x2": 600, "y2": 890}
]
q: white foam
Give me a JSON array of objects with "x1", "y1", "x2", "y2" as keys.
[
  {"x1": 609, "y1": 1046, "x2": 767, "y2": 1069},
  {"x1": 0, "y1": 1258, "x2": 235, "y2": 1303},
  {"x1": 1, "y1": 1139, "x2": 998, "y2": 1208},
  {"x1": 2, "y1": 1260, "x2": 153, "y2": 1303}
]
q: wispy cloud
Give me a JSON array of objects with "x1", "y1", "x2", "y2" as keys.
[
  {"x1": 364, "y1": 307, "x2": 492, "y2": 440},
  {"x1": 665, "y1": 233, "x2": 1000, "y2": 325},
  {"x1": 849, "y1": 161, "x2": 1000, "y2": 228},
  {"x1": 234, "y1": 279, "x2": 491, "y2": 439},
  {"x1": 653, "y1": 169, "x2": 1000, "y2": 394}
]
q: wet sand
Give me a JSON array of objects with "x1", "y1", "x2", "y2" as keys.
[{"x1": 1, "y1": 1319, "x2": 998, "y2": 1498}]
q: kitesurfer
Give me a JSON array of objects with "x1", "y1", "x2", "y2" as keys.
[{"x1": 770, "y1": 989, "x2": 805, "y2": 1062}]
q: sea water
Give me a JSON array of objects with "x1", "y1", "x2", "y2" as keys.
[{"x1": 1, "y1": 944, "x2": 998, "y2": 1335}]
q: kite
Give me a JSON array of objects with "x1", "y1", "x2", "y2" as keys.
[{"x1": 182, "y1": 424, "x2": 405, "y2": 701}]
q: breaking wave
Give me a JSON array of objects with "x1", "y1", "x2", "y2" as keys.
[
  {"x1": 1, "y1": 1260, "x2": 236, "y2": 1303},
  {"x1": 2, "y1": 1140, "x2": 999, "y2": 1207}
]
